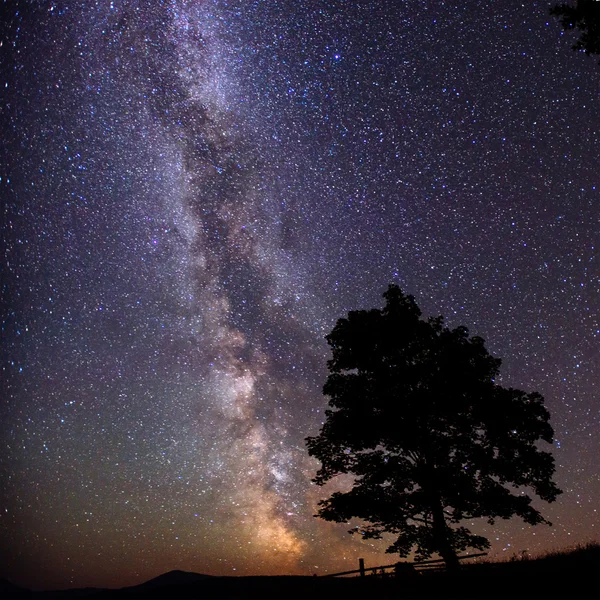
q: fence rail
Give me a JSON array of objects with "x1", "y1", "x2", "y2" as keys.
[{"x1": 324, "y1": 552, "x2": 488, "y2": 578}]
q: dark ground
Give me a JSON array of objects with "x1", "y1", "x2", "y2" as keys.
[{"x1": 2, "y1": 545, "x2": 598, "y2": 599}]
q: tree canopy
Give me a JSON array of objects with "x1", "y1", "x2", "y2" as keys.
[
  {"x1": 306, "y1": 285, "x2": 561, "y2": 569},
  {"x1": 551, "y1": 1, "x2": 600, "y2": 59}
]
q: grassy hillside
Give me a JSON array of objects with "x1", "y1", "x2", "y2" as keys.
[{"x1": 3, "y1": 543, "x2": 598, "y2": 599}]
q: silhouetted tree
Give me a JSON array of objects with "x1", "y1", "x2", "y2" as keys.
[
  {"x1": 551, "y1": 0, "x2": 600, "y2": 59},
  {"x1": 306, "y1": 285, "x2": 561, "y2": 570}
]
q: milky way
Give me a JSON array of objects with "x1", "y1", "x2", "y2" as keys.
[{"x1": 1, "y1": 0, "x2": 599, "y2": 590}]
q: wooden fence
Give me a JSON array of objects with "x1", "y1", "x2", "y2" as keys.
[{"x1": 324, "y1": 553, "x2": 488, "y2": 578}]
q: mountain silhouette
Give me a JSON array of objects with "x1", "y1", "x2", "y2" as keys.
[
  {"x1": 0, "y1": 578, "x2": 31, "y2": 598},
  {"x1": 129, "y1": 569, "x2": 213, "y2": 590}
]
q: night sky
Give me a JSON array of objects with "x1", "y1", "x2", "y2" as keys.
[{"x1": 1, "y1": 0, "x2": 598, "y2": 591}]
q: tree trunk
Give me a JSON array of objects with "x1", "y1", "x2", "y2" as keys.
[{"x1": 431, "y1": 499, "x2": 460, "y2": 572}]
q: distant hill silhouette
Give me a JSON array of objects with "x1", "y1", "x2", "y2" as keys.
[
  {"x1": 0, "y1": 579, "x2": 31, "y2": 598},
  {"x1": 127, "y1": 569, "x2": 214, "y2": 591}
]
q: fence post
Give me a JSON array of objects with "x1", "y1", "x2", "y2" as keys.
[{"x1": 359, "y1": 558, "x2": 365, "y2": 577}]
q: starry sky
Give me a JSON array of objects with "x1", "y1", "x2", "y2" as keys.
[{"x1": 1, "y1": 0, "x2": 598, "y2": 591}]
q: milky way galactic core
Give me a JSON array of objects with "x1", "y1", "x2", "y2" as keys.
[{"x1": 1, "y1": 0, "x2": 598, "y2": 590}]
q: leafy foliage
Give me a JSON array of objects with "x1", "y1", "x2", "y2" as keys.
[
  {"x1": 551, "y1": 1, "x2": 600, "y2": 59},
  {"x1": 306, "y1": 285, "x2": 561, "y2": 567}
]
